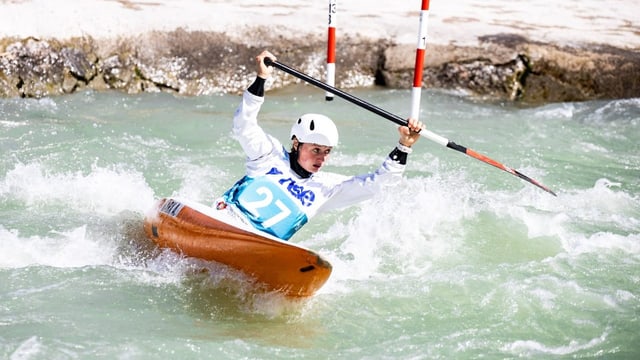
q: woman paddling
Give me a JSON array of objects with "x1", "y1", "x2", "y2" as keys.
[{"x1": 217, "y1": 50, "x2": 424, "y2": 241}]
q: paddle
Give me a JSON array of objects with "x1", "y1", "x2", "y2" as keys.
[{"x1": 264, "y1": 57, "x2": 557, "y2": 196}]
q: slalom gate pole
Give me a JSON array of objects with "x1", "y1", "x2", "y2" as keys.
[
  {"x1": 411, "y1": 0, "x2": 430, "y2": 120},
  {"x1": 326, "y1": 0, "x2": 337, "y2": 101}
]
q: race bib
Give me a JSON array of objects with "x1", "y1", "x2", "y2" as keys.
[{"x1": 231, "y1": 177, "x2": 308, "y2": 240}]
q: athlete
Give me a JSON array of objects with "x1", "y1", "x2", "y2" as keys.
[{"x1": 218, "y1": 50, "x2": 424, "y2": 241}]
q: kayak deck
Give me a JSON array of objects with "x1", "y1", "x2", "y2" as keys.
[{"x1": 143, "y1": 198, "x2": 332, "y2": 297}]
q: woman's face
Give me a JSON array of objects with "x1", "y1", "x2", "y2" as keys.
[{"x1": 295, "y1": 142, "x2": 332, "y2": 173}]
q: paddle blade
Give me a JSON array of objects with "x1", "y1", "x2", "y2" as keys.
[{"x1": 465, "y1": 148, "x2": 557, "y2": 196}]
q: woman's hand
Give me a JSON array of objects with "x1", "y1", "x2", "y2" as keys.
[
  {"x1": 256, "y1": 50, "x2": 277, "y2": 79},
  {"x1": 398, "y1": 117, "x2": 424, "y2": 148}
]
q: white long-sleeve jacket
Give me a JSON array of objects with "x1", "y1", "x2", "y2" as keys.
[{"x1": 222, "y1": 90, "x2": 408, "y2": 240}]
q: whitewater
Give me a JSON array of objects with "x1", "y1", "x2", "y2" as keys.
[{"x1": 1, "y1": 87, "x2": 639, "y2": 358}]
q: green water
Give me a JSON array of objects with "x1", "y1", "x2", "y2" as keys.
[{"x1": 1, "y1": 87, "x2": 639, "y2": 359}]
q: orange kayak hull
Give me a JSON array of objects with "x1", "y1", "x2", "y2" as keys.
[{"x1": 143, "y1": 198, "x2": 332, "y2": 298}]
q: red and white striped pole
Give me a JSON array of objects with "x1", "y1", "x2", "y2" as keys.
[
  {"x1": 411, "y1": 0, "x2": 430, "y2": 119},
  {"x1": 326, "y1": 0, "x2": 337, "y2": 101}
]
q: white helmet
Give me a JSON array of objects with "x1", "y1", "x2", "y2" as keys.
[{"x1": 290, "y1": 113, "x2": 339, "y2": 147}]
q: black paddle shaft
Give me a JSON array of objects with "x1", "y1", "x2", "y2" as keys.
[{"x1": 264, "y1": 58, "x2": 409, "y2": 128}]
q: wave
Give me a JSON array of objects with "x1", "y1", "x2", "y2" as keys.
[{"x1": 308, "y1": 170, "x2": 640, "y2": 293}]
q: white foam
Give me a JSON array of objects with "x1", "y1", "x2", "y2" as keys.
[
  {"x1": 135, "y1": 250, "x2": 307, "y2": 317},
  {"x1": 0, "y1": 225, "x2": 116, "y2": 268},
  {"x1": 0, "y1": 120, "x2": 28, "y2": 128},
  {"x1": 9, "y1": 336, "x2": 44, "y2": 360},
  {"x1": 168, "y1": 161, "x2": 229, "y2": 202},
  {"x1": 533, "y1": 102, "x2": 576, "y2": 119},
  {"x1": 318, "y1": 169, "x2": 480, "y2": 289},
  {"x1": 0, "y1": 161, "x2": 157, "y2": 268},
  {"x1": 0, "y1": 162, "x2": 155, "y2": 215},
  {"x1": 503, "y1": 329, "x2": 609, "y2": 356},
  {"x1": 315, "y1": 166, "x2": 640, "y2": 296},
  {"x1": 485, "y1": 177, "x2": 640, "y2": 257}
]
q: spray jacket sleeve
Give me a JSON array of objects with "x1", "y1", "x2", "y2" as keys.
[
  {"x1": 315, "y1": 155, "x2": 405, "y2": 213},
  {"x1": 232, "y1": 90, "x2": 275, "y2": 162}
]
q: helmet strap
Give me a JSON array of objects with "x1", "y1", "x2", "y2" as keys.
[{"x1": 289, "y1": 144, "x2": 312, "y2": 179}]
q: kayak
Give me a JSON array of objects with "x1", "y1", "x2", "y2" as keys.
[{"x1": 143, "y1": 197, "x2": 332, "y2": 297}]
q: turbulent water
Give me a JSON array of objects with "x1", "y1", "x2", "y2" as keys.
[{"x1": 1, "y1": 85, "x2": 639, "y2": 359}]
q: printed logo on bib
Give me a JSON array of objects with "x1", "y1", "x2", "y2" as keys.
[
  {"x1": 236, "y1": 177, "x2": 307, "y2": 239},
  {"x1": 278, "y1": 177, "x2": 315, "y2": 206}
]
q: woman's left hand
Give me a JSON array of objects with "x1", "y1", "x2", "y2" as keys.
[{"x1": 398, "y1": 117, "x2": 424, "y2": 148}]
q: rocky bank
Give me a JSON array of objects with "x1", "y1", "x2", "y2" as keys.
[{"x1": 1, "y1": 1, "x2": 639, "y2": 104}]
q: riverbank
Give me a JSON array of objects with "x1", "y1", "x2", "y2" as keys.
[{"x1": 1, "y1": 0, "x2": 639, "y2": 103}]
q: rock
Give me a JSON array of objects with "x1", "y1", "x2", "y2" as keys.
[
  {"x1": 522, "y1": 43, "x2": 640, "y2": 102},
  {"x1": 100, "y1": 54, "x2": 134, "y2": 90},
  {"x1": 0, "y1": 30, "x2": 638, "y2": 103},
  {"x1": 378, "y1": 34, "x2": 640, "y2": 103},
  {"x1": 61, "y1": 46, "x2": 96, "y2": 82}
]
